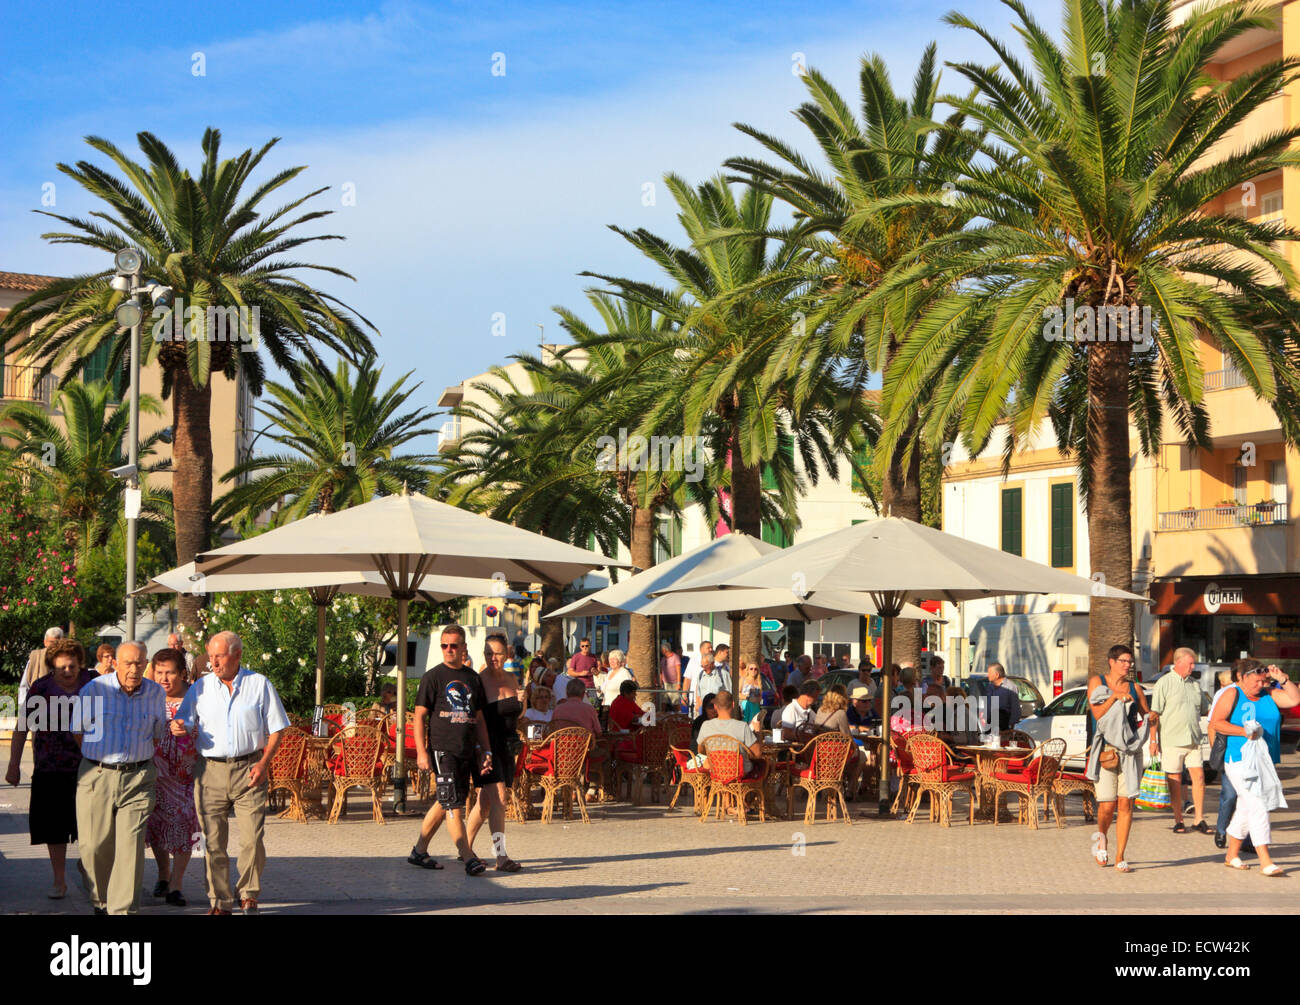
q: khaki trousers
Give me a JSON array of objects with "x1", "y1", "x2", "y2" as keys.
[
  {"x1": 75, "y1": 759, "x2": 157, "y2": 915},
  {"x1": 195, "y1": 756, "x2": 268, "y2": 910}
]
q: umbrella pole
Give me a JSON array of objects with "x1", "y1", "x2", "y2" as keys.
[
  {"x1": 878, "y1": 614, "x2": 894, "y2": 817},
  {"x1": 315, "y1": 601, "x2": 327, "y2": 707},
  {"x1": 394, "y1": 595, "x2": 409, "y2": 814}
]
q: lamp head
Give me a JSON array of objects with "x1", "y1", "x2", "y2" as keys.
[{"x1": 113, "y1": 248, "x2": 142, "y2": 275}]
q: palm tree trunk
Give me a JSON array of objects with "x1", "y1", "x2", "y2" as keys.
[
  {"x1": 1085, "y1": 339, "x2": 1135, "y2": 678},
  {"x1": 729, "y1": 432, "x2": 763, "y2": 670},
  {"x1": 627, "y1": 504, "x2": 657, "y2": 692},
  {"x1": 883, "y1": 407, "x2": 924, "y2": 668},
  {"x1": 540, "y1": 582, "x2": 565, "y2": 660},
  {"x1": 173, "y1": 369, "x2": 213, "y2": 638}
]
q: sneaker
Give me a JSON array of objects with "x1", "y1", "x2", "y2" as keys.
[{"x1": 240, "y1": 898, "x2": 259, "y2": 915}]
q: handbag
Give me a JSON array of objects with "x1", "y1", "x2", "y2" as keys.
[
  {"x1": 1208, "y1": 687, "x2": 1238, "y2": 772},
  {"x1": 1136, "y1": 757, "x2": 1171, "y2": 811},
  {"x1": 1098, "y1": 746, "x2": 1119, "y2": 771}
]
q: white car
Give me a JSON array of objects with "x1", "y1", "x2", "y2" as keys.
[{"x1": 1018, "y1": 684, "x2": 1213, "y2": 775}]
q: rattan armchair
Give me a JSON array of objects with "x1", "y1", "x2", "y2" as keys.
[
  {"x1": 790, "y1": 732, "x2": 854, "y2": 825},
  {"x1": 992, "y1": 737, "x2": 1066, "y2": 829},
  {"x1": 326, "y1": 724, "x2": 385, "y2": 825},
  {"x1": 904, "y1": 732, "x2": 977, "y2": 827},
  {"x1": 268, "y1": 727, "x2": 310, "y2": 822},
  {"x1": 1052, "y1": 769, "x2": 1097, "y2": 825},
  {"x1": 699, "y1": 734, "x2": 767, "y2": 825},
  {"x1": 889, "y1": 730, "x2": 922, "y2": 817},
  {"x1": 536, "y1": 727, "x2": 594, "y2": 824},
  {"x1": 613, "y1": 723, "x2": 671, "y2": 804},
  {"x1": 667, "y1": 744, "x2": 709, "y2": 814},
  {"x1": 1001, "y1": 729, "x2": 1035, "y2": 751}
]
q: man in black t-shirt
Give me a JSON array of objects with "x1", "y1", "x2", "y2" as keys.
[{"x1": 406, "y1": 624, "x2": 494, "y2": 876}]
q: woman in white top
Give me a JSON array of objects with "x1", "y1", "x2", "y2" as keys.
[{"x1": 523, "y1": 686, "x2": 554, "y2": 724}]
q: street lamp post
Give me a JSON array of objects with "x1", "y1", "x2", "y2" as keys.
[{"x1": 112, "y1": 248, "x2": 171, "y2": 639}]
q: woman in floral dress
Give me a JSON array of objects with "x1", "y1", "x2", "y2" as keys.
[{"x1": 146, "y1": 649, "x2": 199, "y2": 906}]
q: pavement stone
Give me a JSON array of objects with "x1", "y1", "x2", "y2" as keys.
[{"x1": 3, "y1": 745, "x2": 1298, "y2": 915}]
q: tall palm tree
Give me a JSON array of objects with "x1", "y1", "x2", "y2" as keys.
[
  {"x1": 587, "y1": 176, "x2": 873, "y2": 666},
  {"x1": 725, "y1": 44, "x2": 979, "y2": 666},
  {"x1": 434, "y1": 362, "x2": 630, "y2": 658},
  {"x1": 0, "y1": 129, "x2": 375, "y2": 632},
  {"x1": 213, "y1": 361, "x2": 439, "y2": 526},
  {"x1": 1, "y1": 378, "x2": 167, "y2": 566},
  {"x1": 878, "y1": 0, "x2": 1300, "y2": 674}
]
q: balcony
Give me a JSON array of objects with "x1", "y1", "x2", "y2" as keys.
[
  {"x1": 1205, "y1": 366, "x2": 1247, "y2": 392},
  {"x1": 1158, "y1": 503, "x2": 1287, "y2": 532},
  {"x1": 438, "y1": 418, "x2": 462, "y2": 453},
  {"x1": 1, "y1": 364, "x2": 56, "y2": 405}
]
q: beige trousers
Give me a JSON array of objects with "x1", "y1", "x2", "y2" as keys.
[
  {"x1": 75, "y1": 759, "x2": 157, "y2": 915},
  {"x1": 195, "y1": 756, "x2": 268, "y2": 910}
]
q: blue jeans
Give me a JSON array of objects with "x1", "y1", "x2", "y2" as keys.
[{"x1": 1216, "y1": 768, "x2": 1237, "y2": 836}]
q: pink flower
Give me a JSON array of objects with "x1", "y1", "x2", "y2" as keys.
[
  {"x1": 62, "y1": 576, "x2": 71, "y2": 585},
  {"x1": 1, "y1": 604, "x2": 7, "y2": 611}
]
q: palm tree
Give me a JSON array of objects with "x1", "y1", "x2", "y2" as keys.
[
  {"x1": 0, "y1": 378, "x2": 167, "y2": 567},
  {"x1": 0, "y1": 129, "x2": 375, "y2": 632},
  {"x1": 587, "y1": 176, "x2": 873, "y2": 666},
  {"x1": 877, "y1": 0, "x2": 1300, "y2": 675},
  {"x1": 434, "y1": 362, "x2": 630, "y2": 658},
  {"x1": 724, "y1": 44, "x2": 978, "y2": 666},
  {"x1": 213, "y1": 361, "x2": 439, "y2": 526}
]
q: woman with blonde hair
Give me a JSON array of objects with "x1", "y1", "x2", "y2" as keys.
[
  {"x1": 811, "y1": 690, "x2": 863, "y2": 793},
  {"x1": 737, "y1": 662, "x2": 764, "y2": 729}
]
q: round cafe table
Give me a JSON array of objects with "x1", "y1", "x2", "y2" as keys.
[
  {"x1": 956, "y1": 745, "x2": 1033, "y2": 821},
  {"x1": 759, "y1": 739, "x2": 794, "y2": 819}
]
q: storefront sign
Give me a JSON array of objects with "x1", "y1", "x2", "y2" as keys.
[{"x1": 1204, "y1": 582, "x2": 1244, "y2": 613}]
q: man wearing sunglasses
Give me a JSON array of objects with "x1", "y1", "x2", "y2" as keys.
[
  {"x1": 566, "y1": 637, "x2": 600, "y2": 690},
  {"x1": 408, "y1": 625, "x2": 494, "y2": 876}
]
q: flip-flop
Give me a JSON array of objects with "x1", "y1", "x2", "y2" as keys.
[
  {"x1": 1225, "y1": 857, "x2": 1250, "y2": 871},
  {"x1": 1261, "y1": 864, "x2": 1287, "y2": 878},
  {"x1": 1115, "y1": 860, "x2": 1134, "y2": 873},
  {"x1": 1172, "y1": 822, "x2": 1186, "y2": 833},
  {"x1": 495, "y1": 857, "x2": 522, "y2": 873},
  {"x1": 48, "y1": 885, "x2": 67, "y2": 900},
  {"x1": 1194, "y1": 821, "x2": 1210, "y2": 834},
  {"x1": 464, "y1": 856, "x2": 487, "y2": 876},
  {"x1": 1090, "y1": 832, "x2": 1109, "y2": 867},
  {"x1": 406, "y1": 848, "x2": 444, "y2": 870}
]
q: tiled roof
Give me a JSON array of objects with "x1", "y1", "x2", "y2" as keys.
[{"x1": 0, "y1": 271, "x2": 61, "y2": 291}]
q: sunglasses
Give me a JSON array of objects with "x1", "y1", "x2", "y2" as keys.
[{"x1": 440, "y1": 642, "x2": 462, "y2": 650}]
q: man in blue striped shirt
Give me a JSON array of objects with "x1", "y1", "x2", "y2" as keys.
[
  {"x1": 75, "y1": 639, "x2": 168, "y2": 915},
  {"x1": 173, "y1": 630, "x2": 289, "y2": 915}
]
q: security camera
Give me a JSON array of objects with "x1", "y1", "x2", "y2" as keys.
[{"x1": 109, "y1": 463, "x2": 138, "y2": 481}]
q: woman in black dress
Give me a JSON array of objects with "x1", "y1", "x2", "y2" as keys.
[{"x1": 465, "y1": 634, "x2": 524, "y2": 872}]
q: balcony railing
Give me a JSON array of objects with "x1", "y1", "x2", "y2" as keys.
[
  {"x1": 438, "y1": 418, "x2": 462, "y2": 453},
  {"x1": 1158, "y1": 503, "x2": 1287, "y2": 531},
  {"x1": 1204, "y1": 366, "x2": 1247, "y2": 392},
  {"x1": 1, "y1": 364, "x2": 56, "y2": 405}
]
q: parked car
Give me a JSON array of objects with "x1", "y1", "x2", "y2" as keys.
[
  {"x1": 960, "y1": 675, "x2": 1045, "y2": 722},
  {"x1": 1019, "y1": 683, "x2": 1215, "y2": 777}
]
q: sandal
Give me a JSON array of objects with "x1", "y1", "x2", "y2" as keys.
[
  {"x1": 495, "y1": 857, "x2": 522, "y2": 873},
  {"x1": 152, "y1": 880, "x2": 169, "y2": 897},
  {"x1": 1194, "y1": 821, "x2": 1210, "y2": 834},
  {"x1": 407, "y1": 847, "x2": 444, "y2": 870},
  {"x1": 48, "y1": 884, "x2": 67, "y2": 900},
  {"x1": 1225, "y1": 857, "x2": 1250, "y2": 871},
  {"x1": 1115, "y1": 860, "x2": 1134, "y2": 873},
  {"x1": 1172, "y1": 822, "x2": 1186, "y2": 833},
  {"x1": 1261, "y1": 864, "x2": 1287, "y2": 878},
  {"x1": 464, "y1": 856, "x2": 487, "y2": 877},
  {"x1": 1090, "y1": 832, "x2": 1109, "y2": 867}
]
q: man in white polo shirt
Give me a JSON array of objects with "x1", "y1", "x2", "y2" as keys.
[{"x1": 173, "y1": 630, "x2": 289, "y2": 915}]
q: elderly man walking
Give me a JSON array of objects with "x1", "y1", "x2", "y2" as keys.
[
  {"x1": 1152, "y1": 647, "x2": 1208, "y2": 834},
  {"x1": 75, "y1": 640, "x2": 168, "y2": 914},
  {"x1": 173, "y1": 631, "x2": 289, "y2": 915},
  {"x1": 18, "y1": 626, "x2": 65, "y2": 708}
]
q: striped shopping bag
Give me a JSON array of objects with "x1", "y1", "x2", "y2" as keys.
[{"x1": 1136, "y1": 758, "x2": 1171, "y2": 811}]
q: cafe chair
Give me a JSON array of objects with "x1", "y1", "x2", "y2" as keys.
[
  {"x1": 667, "y1": 744, "x2": 710, "y2": 814},
  {"x1": 536, "y1": 727, "x2": 594, "y2": 824},
  {"x1": 614, "y1": 723, "x2": 671, "y2": 804},
  {"x1": 268, "y1": 726, "x2": 310, "y2": 823},
  {"x1": 326, "y1": 725, "x2": 386, "y2": 825},
  {"x1": 992, "y1": 737, "x2": 1066, "y2": 829},
  {"x1": 904, "y1": 733, "x2": 977, "y2": 827},
  {"x1": 1052, "y1": 770, "x2": 1097, "y2": 826},
  {"x1": 1000, "y1": 729, "x2": 1035, "y2": 751},
  {"x1": 889, "y1": 731, "x2": 923, "y2": 817},
  {"x1": 791, "y1": 732, "x2": 854, "y2": 826},
  {"x1": 662, "y1": 714, "x2": 692, "y2": 752},
  {"x1": 699, "y1": 735, "x2": 768, "y2": 825}
]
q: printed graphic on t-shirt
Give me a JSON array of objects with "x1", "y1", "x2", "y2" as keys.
[{"x1": 442, "y1": 681, "x2": 473, "y2": 724}]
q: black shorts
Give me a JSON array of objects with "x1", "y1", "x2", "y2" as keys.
[
  {"x1": 30, "y1": 771, "x2": 78, "y2": 845},
  {"x1": 431, "y1": 750, "x2": 486, "y2": 811},
  {"x1": 478, "y1": 738, "x2": 516, "y2": 787}
]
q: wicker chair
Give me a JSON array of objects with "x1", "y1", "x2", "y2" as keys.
[
  {"x1": 667, "y1": 744, "x2": 710, "y2": 814},
  {"x1": 536, "y1": 727, "x2": 593, "y2": 824},
  {"x1": 791, "y1": 732, "x2": 854, "y2": 825},
  {"x1": 992, "y1": 737, "x2": 1066, "y2": 829},
  {"x1": 614, "y1": 723, "x2": 671, "y2": 804},
  {"x1": 1052, "y1": 770, "x2": 1097, "y2": 825},
  {"x1": 354, "y1": 707, "x2": 387, "y2": 726},
  {"x1": 699, "y1": 735, "x2": 767, "y2": 825},
  {"x1": 904, "y1": 732, "x2": 977, "y2": 827},
  {"x1": 287, "y1": 714, "x2": 313, "y2": 734},
  {"x1": 268, "y1": 727, "x2": 310, "y2": 822},
  {"x1": 326, "y1": 725, "x2": 385, "y2": 825},
  {"x1": 662, "y1": 714, "x2": 692, "y2": 751},
  {"x1": 889, "y1": 730, "x2": 923, "y2": 817},
  {"x1": 1001, "y1": 729, "x2": 1035, "y2": 751}
]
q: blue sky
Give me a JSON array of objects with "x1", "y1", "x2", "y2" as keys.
[{"x1": 0, "y1": 0, "x2": 1013, "y2": 434}]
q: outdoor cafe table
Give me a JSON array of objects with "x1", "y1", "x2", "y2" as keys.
[
  {"x1": 760, "y1": 738, "x2": 794, "y2": 820},
  {"x1": 955, "y1": 745, "x2": 1033, "y2": 821}
]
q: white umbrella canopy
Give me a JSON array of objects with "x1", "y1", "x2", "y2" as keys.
[
  {"x1": 192, "y1": 491, "x2": 624, "y2": 812},
  {"x1": 650, "y1": 516, "x2": 1147, "y2": 815},
  {"x1": 547, "y1": 534, "x2": 937, "y2": 622}
]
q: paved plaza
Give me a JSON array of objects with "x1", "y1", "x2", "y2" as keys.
[{"x1": 3, "y1": 745, "x2": 1297, "y2": 915}]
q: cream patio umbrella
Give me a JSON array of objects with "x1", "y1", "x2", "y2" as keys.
[
  {"x1": 649, "y1": 516, "x2": 1149, "y2": 814},
  {"x1": 136, "y1": 563, "x2": 526, "y2": 707},
  {"x1": 193, "y1": 491, "x2": 626, "y2": 811}
]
